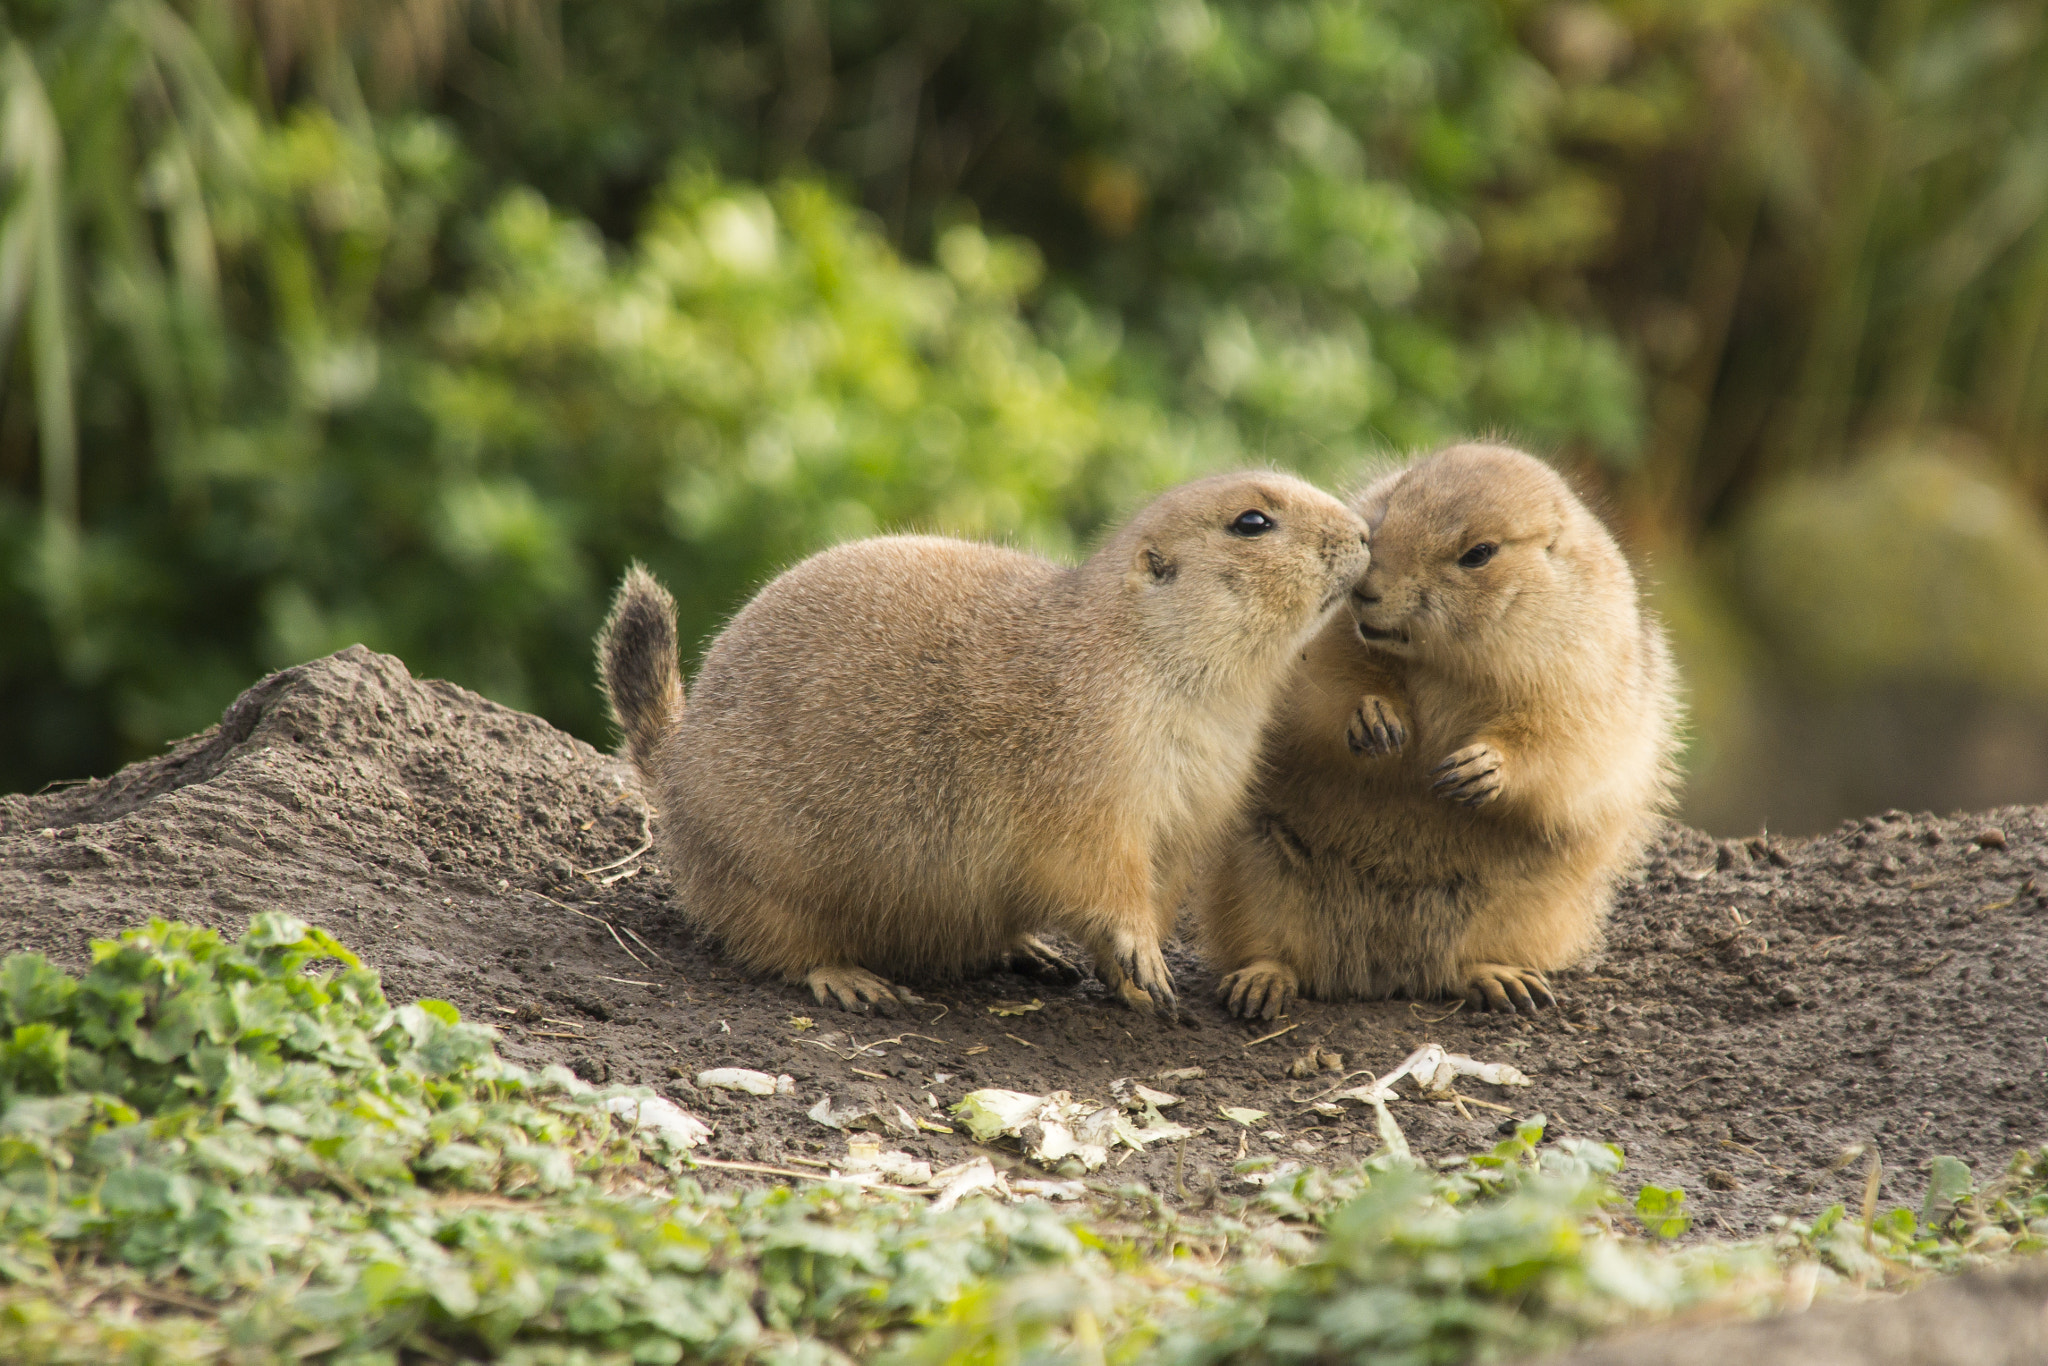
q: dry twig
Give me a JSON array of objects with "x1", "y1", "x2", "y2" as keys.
[
  {"x1": 532, "y1": 892, "x2": 652, "y2": 971},
  {"x1": 576, "y1": 803, "x2": 654, "y2": 878},
  {"x1": 688, "y1": 1155, "x2": 930, "y2": 1194},
  {"x1": 1241, "y1": 1022, "x2": 1299, "y2": 1049}
]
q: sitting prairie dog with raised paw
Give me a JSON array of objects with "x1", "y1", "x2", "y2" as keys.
[
  {"x1": 1198, "y1": 442, "x2": 1681, "y2": 1018},
  {"x1": 598, "y1": 473, "x2": 1370, "y2": 1018}
]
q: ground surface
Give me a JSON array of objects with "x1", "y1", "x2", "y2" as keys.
[
  {"x1": 1543, "y1": 1258, "x2": 2048, "y2": 1365},
  {"x1": 3, "y1": 648, "x2": 2046, "y2": 1240}
]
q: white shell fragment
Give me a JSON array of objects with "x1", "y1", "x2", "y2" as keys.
[
  {"x1": 952, "y1": 1089, "x2": 1045, "y2": 1141},
  {"x1": 801, "y1": 1152, "x2": 1091, "y2": 1211},
  {"x1": 602, "y1": 1094, "x2": 712, "y2": 1149},
  {"x1": 1451, "y1": 1056, "x2": 1533, "y2": 1088},
  {"x1": 1111, "y1": 1077, "x2": 1183, "y2": 1110},
  {"x1": 806, "y1": 1095, "x2": 916, "y2": 1133},
  {"x1": 838, "y1": 1145, "x2": 933, "y2": 1186},
  {"x1": 952, "y1": 1087, "x2": 1192, "y2": 1171},
  {"x1": 1330, "y1": 1044, "x2": 1533, "y2": 1105},
  {"x1": 1238, "y1": 1159, "x2": 1304, "y2": 1189},
  {"x1": 695, "y1": 1068, "x2": 794, "y2": 1096},
  {"x1": 929, "y1": 1159, "x2": 1004, "y2": 1211},
  {"x1": 1114, "y1": 1113, "x2": 1192, "y2": 1147}
]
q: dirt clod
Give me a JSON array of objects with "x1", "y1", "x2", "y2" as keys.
[{"x1": 1, "y1": 648, "x2": 2044, "y2": 1233}]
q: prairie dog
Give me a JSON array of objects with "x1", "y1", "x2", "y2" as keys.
[
  {"x1": 599, "y1": 473, "x2": 1370, "y2": 1017},
  {"x1": 1199, "y1": 443, "x2": 1681, "y2": 1017}
]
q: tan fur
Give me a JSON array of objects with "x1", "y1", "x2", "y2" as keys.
[
  {"x1": 1198, "y1": 443, "x2": 1683, "y2": 1017},
  {"x1": 599, "y1": 473, "x2": 1370, "y2": 1016}
]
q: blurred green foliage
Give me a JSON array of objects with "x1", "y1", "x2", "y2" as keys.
[
  {"x1": 408, "y1": 176, "x2": 1190, "y2": 714},
  {"x1": 5, "y1": 0, "x2": 2048, "y2": 800},
  {"x1": 441, "y1": 0, "x2": 1653, "y2": 470}
]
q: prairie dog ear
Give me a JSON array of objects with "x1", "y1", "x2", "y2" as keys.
[
  {"x1": 1350, "y1": 471, "x2": 1402, "y2": 532},
  {"x1": 1128, "y1": 543, "x2": 1178, "y2": 590}
]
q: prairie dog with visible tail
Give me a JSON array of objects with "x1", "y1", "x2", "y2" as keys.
[
  {"x1": 599, "y1": 473, "x2": 1371, "y2": 1017},
  {"x1": 1200, "y1": 443, "x2": 1681, "y2": 1018}
]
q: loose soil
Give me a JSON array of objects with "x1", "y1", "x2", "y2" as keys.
[
  {"x1": 4, "y1": 647, "x2": 2046, "y2": 1244},
  {"x1": 1545, "y1": 1258, "x2": 2048, "y2": 1365}
]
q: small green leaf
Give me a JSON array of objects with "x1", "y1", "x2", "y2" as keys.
[
  {"x1": 1922, "y1": 1155, "x2": 1973, "y2": 1225},
  {"x1": 0, "y1": 1023, "x2": 70, "y2": 1094},
  {"x1": 242, "y1": 912, "x2": 313, "y2": 951},
  {"x1": 0, "y1": 954, "x2": 76, "y2": 1028},
  {"x1": 1370, "y1": 1098, "x2": 1410, "y2": 1163},
  {"x1": 1635, "y1": 1184, "x2": 1691, "y2": 1239}
]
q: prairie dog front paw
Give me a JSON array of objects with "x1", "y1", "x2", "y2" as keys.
[
  {"x1": 1431, "y1": 742, "x2": 1505, "y2": 806},
  {"x1": 1346, "y1": 695, "x2": 1407, "y2": 757}
]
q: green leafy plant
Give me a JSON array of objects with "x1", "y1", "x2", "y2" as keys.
[
  {"x1": 1779, "y1": 1148, "x2": 2048, "y2": 1285},
  {"x1": 2, "y1": 915, "x2": 2042, "y2": 1363},
  {"x1": 1635, "y1": 1185, "x2": 1693, "y2": 1241},
  {"x1": 0, "y1": 915, "x2": 1107, "y2": 1362}
]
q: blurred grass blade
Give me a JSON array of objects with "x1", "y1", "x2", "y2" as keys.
[{"x1": 0, "y1": 40, "x2": 80, "y2": 618}]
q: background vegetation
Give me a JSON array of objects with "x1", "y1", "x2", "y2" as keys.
[{"x1": 7, "y1": 0, "x2": 2048, "y2": 831}]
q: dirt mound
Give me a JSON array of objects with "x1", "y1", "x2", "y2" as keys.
[{"x1": 3, "y1": 647, "x2": 2045, "y2": 1236}]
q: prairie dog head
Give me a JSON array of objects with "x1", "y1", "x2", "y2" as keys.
[
  {"x1": 1348, "y1": 443, "x2": 1630, "y2": 665},
  {"x1": 1102, "y1": 471, "x2": 1371, "y2": 685}
]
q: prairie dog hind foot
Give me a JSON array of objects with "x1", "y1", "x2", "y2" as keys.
[
  {"x1": 1462, "y1": 962, "x2": 1555, "y2": 1014},
  {"x1": 1218, "y1": 958, "x2": 1298, "y2": 1020},
  {"x1": 1090, "y1": 930, "x2": 1179, "y2": 1021},
  {"x1": 807, "y1": 965, "x2": 926, "y2": 1015},
  {"x1": 997, "y1": 934, "x2": 1084, "y2": 984},
  {"x1": 1346, "y1": 695, "x2": 1407, "y2": 757}
]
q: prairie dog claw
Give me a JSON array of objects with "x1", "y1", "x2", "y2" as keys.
[
  {"x1": 998, "y1": 934, "x2": 1084, "y2": 984},
  {"x1": 1431, "y1": 742, "x2": 1505, "y2": 807},
  {"x1": 1463, "y1": 963, "x2": 1555, "y2": 1014},
  {"x1": 1346, "y1": 695, "x2": 1407, "y2": 757},
  {"x1": 807, "y1": 965, "x2": 923, "y2": 1015},
  {"x1": 1094, "y1": 932, "x2": 1179, "y2": 1021},
  {"x1": 1218, "y1": 959, "x2": 1298, "y2": 1020}
]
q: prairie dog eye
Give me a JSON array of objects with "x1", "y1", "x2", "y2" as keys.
[
  {"x1": 1458, "y1": 542, "x2": 1498, "y2": 569},
  {"x1": 1230, "y1": 510, "x2": 1276, "y2": 536}
]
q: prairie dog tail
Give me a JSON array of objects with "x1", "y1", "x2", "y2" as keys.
[{"x1": 597, "y1": 565, "x2": 684, "y2": 771}]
